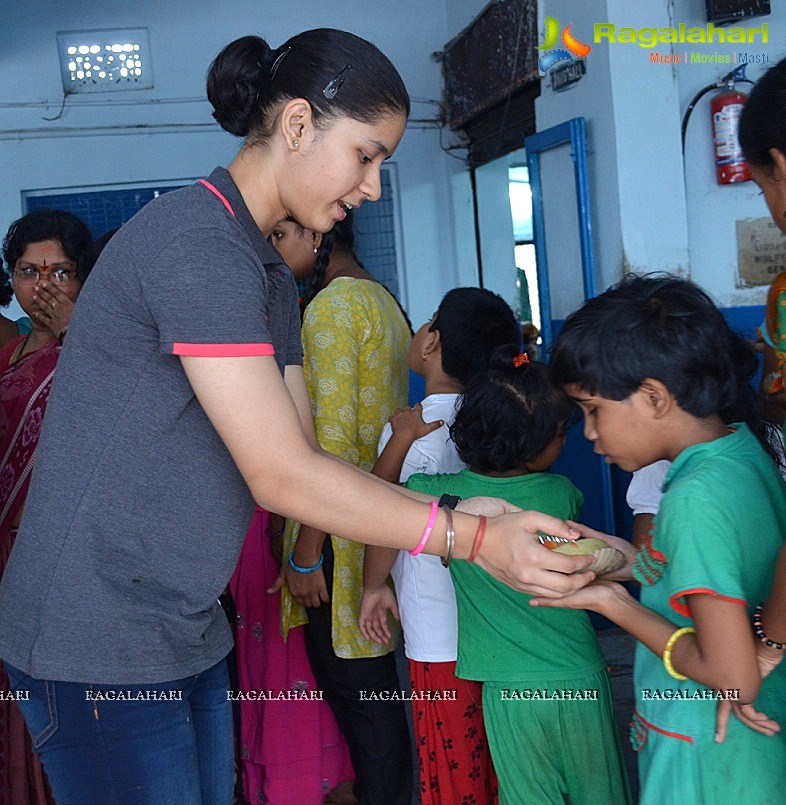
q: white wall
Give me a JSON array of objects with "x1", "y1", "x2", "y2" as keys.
[
  {"x1": 530, "y1": 0, "x2": 785, "y2": 310},
  {"x1": 9, "y1": 1, "x2": 778, "y2": 327},
  {"x1": 673, "y1": 0, "x2": 785, "y2": 306},
  {"x1": 0, "y1": 0, "x2": 469, "y2": 327},
  {"x1": 474, "y1": 155, "x2": 518, "y2": 311},
  {"x1": 533, "y1": 0, "x2": 622, "y2": 313}
]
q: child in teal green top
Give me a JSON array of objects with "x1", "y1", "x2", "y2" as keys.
[
  {"x1": 546, "y1": 275, "x2": 786, "y2": 804},
  {"x1": 405, "y1": 346, "x2": 631, "y2": 805}
]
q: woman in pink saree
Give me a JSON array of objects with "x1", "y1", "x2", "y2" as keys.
[{"x1": 0, "y1": 209, "x2": 94, "y2": 805}]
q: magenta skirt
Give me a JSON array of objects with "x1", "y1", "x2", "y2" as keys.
[{"x1": 230, "y1": 509, "x2": 354, "y2": 804}]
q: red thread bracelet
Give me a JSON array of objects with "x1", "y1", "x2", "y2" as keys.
[{"x1": 468, "y1": 516, "x2": 487, "y2": 563}]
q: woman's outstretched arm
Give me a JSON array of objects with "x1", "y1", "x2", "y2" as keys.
[{"x1": 181, "y1": 353, "x2": 595, "y2": 595}]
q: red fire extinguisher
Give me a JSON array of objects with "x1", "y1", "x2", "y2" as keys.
[{"x1": 710, "y1": 86, "x2": 751, "y2": 184}]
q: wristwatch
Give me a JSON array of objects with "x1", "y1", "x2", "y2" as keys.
[{"x1": 437, "y1": 493, "x2": 461, "y2": 510}]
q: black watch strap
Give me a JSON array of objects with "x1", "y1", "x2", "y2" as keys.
[{"x1": 438, "y1": 493, "x2": 462, "y2": 510}]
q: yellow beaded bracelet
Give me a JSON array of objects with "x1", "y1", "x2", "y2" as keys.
[{"x1": 662, "y1": 626, "x2": 696, "y2": 681}]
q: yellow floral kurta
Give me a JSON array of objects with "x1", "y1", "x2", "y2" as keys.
[{"x1": 281, "y1": 277, "x2": 411, "y2": 658}]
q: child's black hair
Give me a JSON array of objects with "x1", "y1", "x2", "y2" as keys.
[
  {"x1": 738, "y1": 56, "x2": 786, "y2": 169},
  {"x1": 430, "y1": 288, "x2": 520, "y2": 387},
  {"x1": 550, "y1": 273, "x2": 781, "y2": 467},
  {"x1": 450, "y1": 345, "x2": 576, "y2": 474},
  {"x1": 302, "y1": 211, "x2": 356, "y2": 310}
]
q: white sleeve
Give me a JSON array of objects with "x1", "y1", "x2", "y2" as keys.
[
  {"x1": 377, "y1": 422, "x2": 455, "y2": 481},
  {"x1": 377, "y1": 422, "x2": 393, "y2": 455},
  {"x1": 398, "y1": 425, "x2": 460, "y2": 481},
  {"x1": 626, "y1": 460, "x2": 671, "y2": 516}
]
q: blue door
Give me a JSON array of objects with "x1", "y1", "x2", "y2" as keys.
[{"x1": 525, "y1": 118, "x2": 633, "y2": 540}]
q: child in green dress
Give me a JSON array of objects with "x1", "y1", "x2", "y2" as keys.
[
  {"x1": 401, "y1": 345, "x2": 632, "y2": 805},
  {"x1": 542, "y1": 274, "x2": 786, "y2": 804}
]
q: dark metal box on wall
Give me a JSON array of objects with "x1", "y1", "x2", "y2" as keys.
[
  {"x1": 441, "y1": 0, "x2": 539, "y2": 131},
  {"x1": 704, "y1": 0, "x2": 770, "y2": 25}
]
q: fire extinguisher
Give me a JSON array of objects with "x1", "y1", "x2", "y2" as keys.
[
  {"x1": 682, "y1": 67, "x2": 753, "y2": 185},
  {"x1": 711, "y1": 84, "x2": 751, "y2": 184}
]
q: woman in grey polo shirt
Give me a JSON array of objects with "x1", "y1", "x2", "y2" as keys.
[{"x1": 0, "y1": 29, "x2": 597, "y2": 805}]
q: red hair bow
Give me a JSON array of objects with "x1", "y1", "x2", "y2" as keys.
[{"x1": 513, "y1": 353, "x2": 530, "y2": 367}]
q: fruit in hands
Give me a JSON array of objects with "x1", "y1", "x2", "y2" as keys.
[{"x1": 545, "y1": 537, "x2": 626, "y2": 575}]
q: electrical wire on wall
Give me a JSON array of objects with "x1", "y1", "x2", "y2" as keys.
[
  {"x1": 490, "y1": 0, "x2": 528, "y2": 161},
  {"x1": 0, "y1": 93, "x2": 444, "y2": 140},
  {"x1": 41, "y1": 93, "x2": 68, "y2": 121}
]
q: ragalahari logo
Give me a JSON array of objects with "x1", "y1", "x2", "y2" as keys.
[{"x1": 537, "y1": 17, "x2": 591, "y2": 74}]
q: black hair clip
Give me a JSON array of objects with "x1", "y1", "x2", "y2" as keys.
[
  {"x1": 270, "y1": 46, "x2": 291, "y2": 79},
  {"x1": 322, "y1": 64, "x2": 351, "y2": 99}
]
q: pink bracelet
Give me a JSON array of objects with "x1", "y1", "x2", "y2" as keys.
[{"x1": 409, "y1": 501, "x2": 439, "y2": 556}]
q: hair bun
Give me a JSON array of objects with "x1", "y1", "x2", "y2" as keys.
[{"x1": 207, "y1": 35, "x2": 271, "y2": 137}]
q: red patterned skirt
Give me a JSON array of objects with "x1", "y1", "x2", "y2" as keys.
[{"x1": 408, "y1": 659, "x2": 497, "y2": 805}]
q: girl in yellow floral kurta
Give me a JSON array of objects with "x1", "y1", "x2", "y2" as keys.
[
  {"x1": 276, "y1": 214, "x2": 413, "y2": 804},
  {"x1": 282, "y1": 276, "x2": 411, "y2": 653}
]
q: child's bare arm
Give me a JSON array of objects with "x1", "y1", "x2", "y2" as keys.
[
  {"x1": 359, "y1": 583, "x2": 400, "y2": 645},
  {"x1": 364, "y1": 544, "x2": 400, "y2": 590},
  {"x1": 631, "y1": 513, "x2": 655, "y2": 550},
  {"x1": 714, "y1": 543, "x2": 786, "y2": 738},
  {"x1": 531, "y1": 584, "x2": 762, "y2": 702},
  {"x1": 268, "y1": 524, "x2": 329, "y2": 608},
  {"x1": 366, "y1": 403, "x2": 444, "y2": 587},
  {"x1": 677, "y1": 594, "x2": 762, "y2": 703},
  {"x1": 372, "y1": 403, "x2": 444, "y2": 483},
  {"x1": 715, "y1": 641, "x2": 783, "y2": 742}
]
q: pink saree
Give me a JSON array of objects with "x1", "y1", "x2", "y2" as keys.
[
  {"x1": 0, "y1": 335, "x2": 59, "y2": 805},
  {"x1": 230, "y1": 508, "x2": 354, "y2": 804}
]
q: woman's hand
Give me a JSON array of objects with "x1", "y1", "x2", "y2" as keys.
[
  {"x1": 566, "y1": 521, "x2": 639, "y2": 581},
  {"x1": 268, "y1": 563, "x2": 329, "y2": 609},
  {"x1": 715, "y1": 643, "x2": 784, "y2": 742},
  {"x1": 529, "y1": 579, "x2": 632, "y2": 613},
  {"x1": 474, "y1": 511, "x2": 596, "y2": 597},
  {"x1": 359, "y1": 585, "x2": 400, "y2": 645},
  {"x1": 31, "y1": 281, "x2": 76, "y2": 338}
]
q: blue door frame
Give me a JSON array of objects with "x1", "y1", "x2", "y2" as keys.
[
  {"x1": 525, "y1": 117, "x2": 616, "y2": 536},
  {"x1": 526, "y1": 118, "x2": 596, "y2": 350}
]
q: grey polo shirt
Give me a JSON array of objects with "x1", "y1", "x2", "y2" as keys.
[{"x1": 0, "y1": 167, "x2": 303, "y2": 683}]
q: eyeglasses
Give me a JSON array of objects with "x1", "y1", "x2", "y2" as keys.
[{"x1": 13, "y1": 266, "x2": 79, "y2": 285}]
